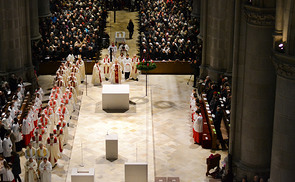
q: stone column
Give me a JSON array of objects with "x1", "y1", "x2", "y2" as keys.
[
  {"x1": 191, "y1": 0, "x2": 201, "y2": 19},
  {"x1": 38, "y1": 0, "x2": 51, "y2": 18},
  {"x1": 0, "y1": 0, "x2": 36, "y2": 85},
  {"x1": 230, "y1": 3, "x2": 276, "y2": 180},
  {"x1": 270, "y1": 1, "x2": 295, "y2": 181},
  {"x1": 270, "y1": 53, "x2": 295, "y2": 182},
  {"x1": 30, "y1": 0, "x2": 41, "y2": 41},
  {"x1": 273, "y1": 0, "x2": 284, "y2": 47},
  {"x1": 199, "y1": 0, "x2": 208, "y2": 79},
  {"x1": 202, "y1": 0, "x2": 235, "y2": 80}
]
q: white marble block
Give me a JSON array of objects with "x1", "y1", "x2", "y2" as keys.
[
  {"x1": 105, "y1": 133, "x2": 118, "y2": 160},
  {"x1": 102, "y1": 84, "x2": 129, "y2": 110},
  {"x1": 125, "y1": 162, "x2": 148, "y2": 182},
  {"x1": 71, "y1": 168, "x2": 95, "y2": 182}
]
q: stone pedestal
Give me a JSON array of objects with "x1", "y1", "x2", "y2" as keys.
[
  {"x1": 102, "y1": 84, "x2": 129, "y2": 110},
  {"x1": 125, "y1": 163, "x2": 148, "y2": 182},
  {"x1": 71, "y1": 168, "x2": 95, "y2": 182},
  {"x1": 38, "y1": 0, "x2": 51, "y2": 18},
  {"x1": 105, "y1": 134, "x2": 118, "y2": 161}
]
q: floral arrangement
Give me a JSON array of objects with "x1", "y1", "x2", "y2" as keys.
[{"x1": 136, "y1": 59, "x2": 157, "y2": 71}]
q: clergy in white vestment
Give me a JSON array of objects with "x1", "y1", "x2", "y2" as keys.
[
  {"x1": 39, "y1": 158, "x2": 52, "y2": 182},
  {"x1": 46, "y1": 133, "x2": 60, "y2": 166},
  {"x1": 25, "y1": 142, "x2": 36, "y2": 160},
  {"x1": 101, "y1": 54, "x2": 111, "y2": 81},
  {"x1": 110, "y1": 59, "x2": 123, "y2": 84},
  {"x1": 76, "y1": 56, "x2": 86, "y2": 81},
  {"x1": 36, "y1": 144, "x2": 49, "y2": 167},
  {"x1": 130, "y1": 55, "x2": 140, "y2": 80},
  {"x1": 92, "y1": 62, "x2": 102, "y2": 86},
  {"x1": 56, "y1": 103, "x2": 69, "y2": 124},
  {"x1": 3, "y1": 131, "x2": 12, "y2": 160},
  {"x1": 53, "y1": 124, "x2": 64, "y2": 153},
  {"x1": 58, "y1": 117, "x2": 68, "y2": 144},
  {"x1": 123, "y1": 54, "x2": 132, "y2": 80},
  {"x1": 31, "y1": 130, "x2": 43, "y2": 150},
  {"x1": 25, "y1": 158, "x2": 38, "y2": 182},
  {"x1": 117, "y1": 52, "x2": 125, "y2": 69}
]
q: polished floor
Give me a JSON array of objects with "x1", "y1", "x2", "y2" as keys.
[{"x1": 18, "y1": 10, "x2": 228, "y2": 182}]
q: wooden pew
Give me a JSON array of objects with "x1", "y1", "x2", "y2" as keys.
[{"x1": 201, "y1": 94, "x2": 218, "y2": 150}]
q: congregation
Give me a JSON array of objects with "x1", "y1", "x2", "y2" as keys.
[
  {"x1": 138, "y1": 0, "x2": 202, "y2": 62},
  {"x1": 32, "y1": 0, "x2": 109, "y2": 71}
]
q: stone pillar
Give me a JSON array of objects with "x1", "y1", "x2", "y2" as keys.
[
  {"x1": 0, "y1": 0, "x2": 36, "y2": 85},
  {"x1": 273, "y1": 0, "x2": 283, "y2": 40},
  {"x1": 201, "y1": 0, "x2": 235, "y2": 80},
  {"x1": 38, "y1": 0, "x2": 51, "y2": 18},
  {"x1": 230, "y1": 3, "x2": 276, "y2": 180},
  {"x1": 270, "y1": 2, "x2": 295, "y2": 181},
  {"x1": 270, "y1": 53, "x2": 295, "y2": 182},
  {"x1": 199, "y1": 0, "x2": 208, "y2": 79},
  {"x1": 191, "y1": 0, "x2": 201, "y2": 19},
  {"x1": 30, "y1": 0, "x2": 41, "y2": 41}
]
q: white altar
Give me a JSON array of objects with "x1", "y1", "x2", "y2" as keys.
[
  {"x1": 125, "y1": 162, "x2": 148, "y2": 182},
  {"x1": 102, "y1": 84, "x2": 129, "y2": 110},
  {"x1": 71, "y1": 168, "x2": 95, "y2": 182}
]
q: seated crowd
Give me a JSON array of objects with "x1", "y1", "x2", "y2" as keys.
[
  {"x1": 32, "y1": 0, "x2": 108, "y2": 64},
  {"x1": 139, "y1": 0, "x2": 202, "y2": 61},
  {"x1": 190, "y1": 75, "x2": 231, "y2": 150}
]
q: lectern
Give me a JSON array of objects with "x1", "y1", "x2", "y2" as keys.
[{"x1": 105, "y1": 133, "x2": 118, "y2": 160}]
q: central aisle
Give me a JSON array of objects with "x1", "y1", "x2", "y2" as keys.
[{"x1": 65, "y1": 76, "x2": 155, "y2": 182}]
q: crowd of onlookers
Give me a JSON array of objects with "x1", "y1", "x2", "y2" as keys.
[
  {"x1": 32, "y1": 0, "x2": 109, "y2": 67},
  {"x1": 138, "y1": 0, "x2": 202, "y2": 61}
]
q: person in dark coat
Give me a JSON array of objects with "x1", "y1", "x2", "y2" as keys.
[
  {"x1": 127, "y1": 19, "x2": 134, "y2": 39},
  {"x1": 190, "y1": 59, "x2": 201, "y2": 88},
  {"x1": 11, "y1": 151, "x2": 21, "y2": 182},
  {"x1": 214, "y1": 106, "x2": 226, "y2": 150}
]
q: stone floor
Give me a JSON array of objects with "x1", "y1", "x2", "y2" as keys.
[{"x1": 17, "y1": 10, "x2": 228, "y2": 182}]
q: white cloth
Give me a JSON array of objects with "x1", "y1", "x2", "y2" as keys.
[
  {"x1": 123, "y1": 58, "x2": 132, "y2": 72},
  {"x1": 12, "y1": 123, "x2": 23, "y2": 142},
  {"x1": 0, "y1": 168, "x2": 14, "y2": 181},
  {"x1": 193, "y1": 114, "x2": 203, "y2": 133},
  {"x1": 39, "y1": 161, "x2": 52, "y2": 182},
  {"x1": 3, "y1": 137, "x2": 12, "y2": 157}
]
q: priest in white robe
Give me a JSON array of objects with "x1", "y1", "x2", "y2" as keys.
[
  {"x1": 46, "y1": 133, "x2": 60, "y2": 167},
  {"x1": 101, "y1": 54, "x2": 111, "y2": 81},
  {"x1": 110, "y1": 60, "x2": 123, "y2": 84},
  {"x1": 39, "y1": 158, "x2": 52, "y2": 182},
  {"x1": 25, "y1": 158, "x2": 38, "y2": 182},
  {"x1": 92, "y1": 62, "x2": 102, "y2": 86},
  {"x1": 130, "y1": 55, "x2": 140, "y2": 80}
]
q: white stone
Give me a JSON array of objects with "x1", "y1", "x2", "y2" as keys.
[{"x1": 102, "y1": 84, "x2": 129, "y2": 110}]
